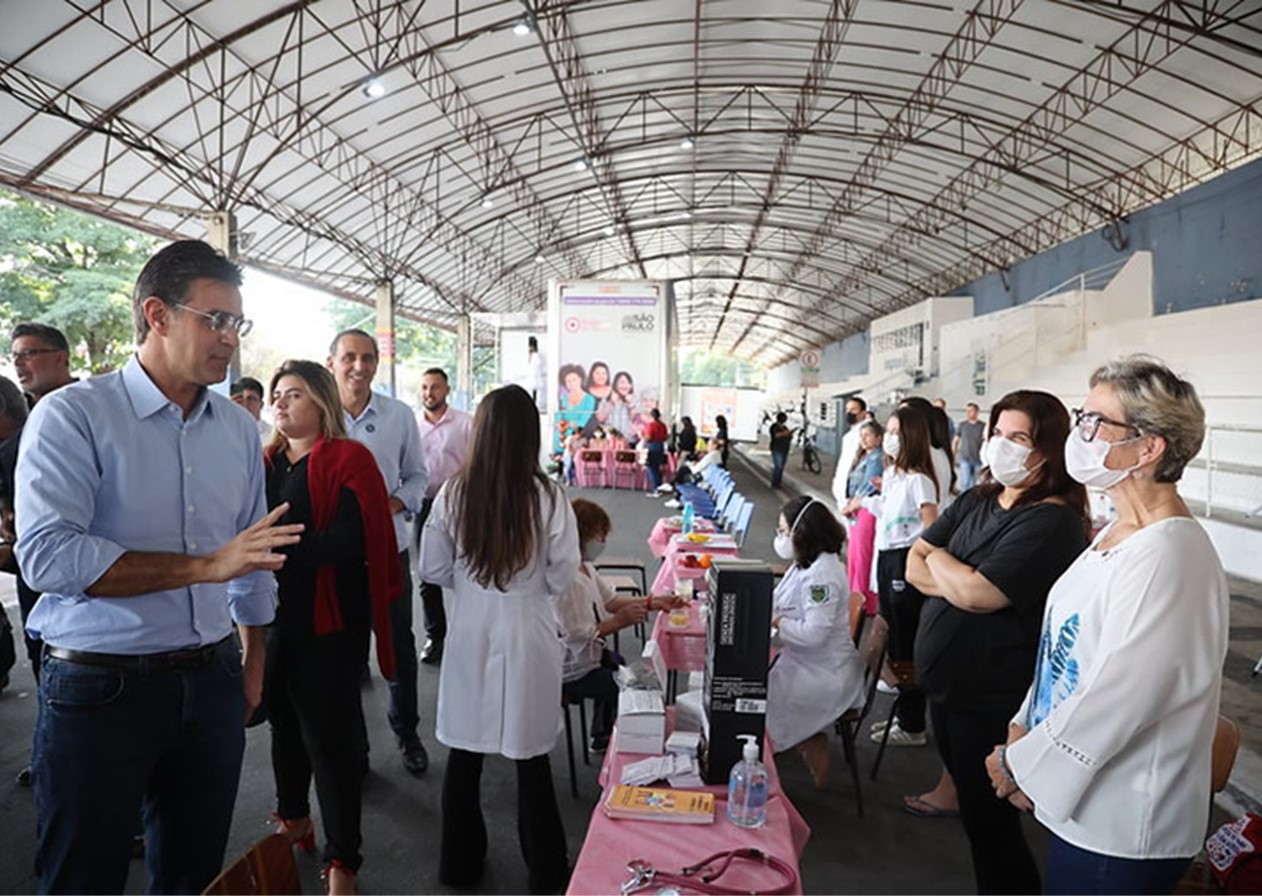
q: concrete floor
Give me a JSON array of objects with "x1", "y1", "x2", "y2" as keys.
[{"x1": 1, "y1": 444, "x2": 1257, "y2": 894}]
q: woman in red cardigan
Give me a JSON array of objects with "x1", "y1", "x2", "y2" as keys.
[{"x1": 263, "y1": 360, "x2": 400, "y2": 895}]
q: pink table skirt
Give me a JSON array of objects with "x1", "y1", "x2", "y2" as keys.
[
  {"x1": 650, "y1": 602, "x2": 708, "y2": 673},
  {"x1": 647, "y1": 516, "x2": 717, "y2": 559},
  {"x1": 569, "y1": 714, "x2": 810, "y2": 895},
  {"x1": 574, "y1": 450, "x2": 680, "y2": 491}
]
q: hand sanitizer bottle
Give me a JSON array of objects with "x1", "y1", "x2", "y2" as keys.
[
  {"x1": 682, "y1": 500, "x2": 695, "y2": 535},
  {"x1": 726, "y1": 734, "x2": 768, "y2": 829}
]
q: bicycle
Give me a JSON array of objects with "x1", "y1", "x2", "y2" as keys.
[{"x1": 798, "y1": 427, "x2": 822, "y2": 474}]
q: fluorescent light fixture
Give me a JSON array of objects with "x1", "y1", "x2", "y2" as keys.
[
  {"x1": 680, "y1": 137, "x2": 694, "y2": 150},
  {"x1": 362, "y1": 78, "x2": 386, "y2": 99},
  {"x1": 513, "y1": 20, "x2": 532, "y2": 36},
  {"x1": 535, "y1": 253, "x2": 546, "y2": 263},
  {"x1": 603, "y1": 225, "x2": 616, "y2": 237},
  {"x1": 573, "y1": 158, "x2": 589, "y2": 173},
  {"x1": 481, "y1": 195, "x2": 494, "y2": 209}
]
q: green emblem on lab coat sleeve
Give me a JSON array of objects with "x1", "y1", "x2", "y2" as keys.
[{"x1": 809, "y1": 585, "x2": 828, "y2": 604}]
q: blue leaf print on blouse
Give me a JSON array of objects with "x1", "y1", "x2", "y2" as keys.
[{"x1": 1031, "y1": 613, "x2": 1081, "y2": 728}]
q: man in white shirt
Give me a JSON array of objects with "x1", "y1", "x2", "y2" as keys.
[
  {"x1": 527, "y1": 335, "x2": 547, "y2": 412},
  {"x1": 328, "y1": 329, "x2": 430, "y2": 776},
  {"x1": 230, "y1": 376, "x2": 272, "y2": 442},
  {"x1": 832, "y1": 396, "x2": 874, "y2": 508},
  {"x1": 413, "y1": 367, "x2": 472, "y2": 665}
]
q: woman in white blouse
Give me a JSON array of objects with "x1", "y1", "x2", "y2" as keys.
[
  {"x1": 420, "y1": 385, "x2": 579, "y2": 894},
  {"x1": 555, "y1": 498, "x2": 681, "y2": 752},
  {"x1": 987, "y1": 356, "x2": 1228, "y2": 895}
]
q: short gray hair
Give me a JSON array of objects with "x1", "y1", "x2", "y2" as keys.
[{"x1": 1089, "y1": 355, "x2": 1204, "y2": 483}]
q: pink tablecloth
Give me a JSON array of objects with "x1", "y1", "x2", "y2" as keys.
[
  {"x1": 647, "y1": 516, "x2": 717, "y2": 559},
  {"x1": 568, "y1": 715, "x2": 811, "y2": 895},
  {"x1": 650, "y1": 600, "x2": 708, "y2": 673},
  {"x1": 649, "y1": 534, "x2": 741, "y2": 595},
  {"x1": 573, "y1": 450, "x2": 680, "y2": 491}
]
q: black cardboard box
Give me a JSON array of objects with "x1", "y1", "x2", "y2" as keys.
[{"x1": 701, "y1": 558, "x2": 773, "y2": 784}]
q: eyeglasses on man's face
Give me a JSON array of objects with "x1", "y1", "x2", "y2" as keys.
[
  {"x1": 1072, "y1": 408, "x2": 1141, "y2": 443},
  {"x1": 176, "y1": 304, "x2": 253, "y2": 338},
  {"x1": 11, "y1": 348, "x2": 60, "y2": 364}
]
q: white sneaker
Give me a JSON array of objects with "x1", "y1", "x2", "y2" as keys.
[
  {"x1": 656, "y1": 483, "x2": 674, "y2": 493},
  {"x1": 871, "y1": 721, "x2": 927, "y2": 746},
  {"x1": 663, "y1": 499, "x2": 682, "y2": 509},
  {"x1": 876, "y1": 679, "x2": 898, "y2": 695},
  {"x1": 870, "y1": 718, "x2": 890, "y2": 736}
]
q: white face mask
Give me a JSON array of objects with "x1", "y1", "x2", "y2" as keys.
[
  {"x1": 582, "y1": 539, "x2": 606, "y2": 562},
  {"x1": 1064, "y1": 430, "x2": 1143, "y2": 489},
  {"x1": 772, "y1": 498, "x2": 823, "y2": 561},
  {"x1": 883, "y1": 433, "x2": 901, "y2": 459},
  {"x1": 982, "y1": 437, "x2": 1043, "y2": 488}
]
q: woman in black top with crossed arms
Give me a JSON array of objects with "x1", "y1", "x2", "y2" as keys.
[{"x1": 906, "y1": 390, "x2": 1088, "y2": 895}]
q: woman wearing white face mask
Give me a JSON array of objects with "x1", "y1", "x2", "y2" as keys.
[
  {"x1": 985, "y1": 358, "x2": 1228, "y2": 896},
  {"x1": 767, "y1": 496, "x2": 864, "y2": 788},
  {"x1": 905, "y1": 390, "x2": 1088, "y2": 894},
  {"x1": 843, "y1": 406, "x2": 940, "y2": 747},
  {"x1": 553, "y1": 499, "x2": 683, "y2": 752}
]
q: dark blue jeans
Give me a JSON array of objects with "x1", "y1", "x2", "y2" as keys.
[
  {"x1": 33, "y1": 638, "x2": 245, "y2": 894},
  {"x1": 770, "y1": 449, "x2": 789, "y2": 488},
  {"x1": 1047, "y1": 834, "x2": 1190, "y2": 895},
  {"x1": 387, "y1": 550, "x2": 420, "y2": 743},
  {"x1": 645, "y1": 442, "x2": 666, "y2": 490}
]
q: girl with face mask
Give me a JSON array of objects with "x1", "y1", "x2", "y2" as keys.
[
  {"x1": 767, "y1": 496, "x2": 864, "y2": 789},
  {"x1": 904, "y1": 390, "x2": 1088, "y2": 895},
  {"x1": 850, "y1": 406, "x2": 941, "y2": 750},
  {"x1": 985, "y1": 360, "x2": 1228, "y2": 896},
  {"x1": 552, "y1": 499, "x2": 682, "y2": 752}
]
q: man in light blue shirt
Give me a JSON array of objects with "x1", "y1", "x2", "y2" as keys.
[
  {"x1": 328, "y1": 329, "x2": 430, "y2": 776},
  {"x1": 16, "y1": 240, "x2": 303, "y2": 894}
]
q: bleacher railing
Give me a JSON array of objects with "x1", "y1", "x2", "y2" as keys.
[{"x1": 1184, "y1": 423, "x2": 1262, "y2": 521}]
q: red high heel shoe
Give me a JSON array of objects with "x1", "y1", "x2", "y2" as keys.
[
  {"x1": 323, "y1": 859, "x2": 358, "y2": 895},
  {"x1": 272, "y1": 814, "x2": 315, "y2": 852}
]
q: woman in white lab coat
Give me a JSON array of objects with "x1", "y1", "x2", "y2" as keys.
[
  {"x1": 419, "y1": 384, "x2": 579, "y2": 895},
  {"x1": 767, "y1": 496, "x2": 865, "y2": 789}
]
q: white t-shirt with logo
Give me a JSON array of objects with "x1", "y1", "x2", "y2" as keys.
[{"x1": 863, "y1": 467, "x2": 939, "y2": 552}]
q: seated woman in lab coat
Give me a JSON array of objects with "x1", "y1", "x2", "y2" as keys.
[
  {"x1": 768, "y1": 496, "x2": 865, "y2": 789},
  {"x1": 420, "y1": 384, "x2": 579, "y2": 894},
  {"x1": 555, "y1": 499, "x2": 684, "y2": 751}
]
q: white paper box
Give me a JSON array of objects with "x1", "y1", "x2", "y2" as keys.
[{"x1": 616, "y1": 689, "x2": 666, "y2": 754}]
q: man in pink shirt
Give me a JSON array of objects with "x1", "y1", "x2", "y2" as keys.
[{"x1": 414, "y1": 367, "x2": 472, "y2": 664}]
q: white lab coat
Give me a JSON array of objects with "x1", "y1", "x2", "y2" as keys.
[
  {"x1": 420, "y1": 479, "x2": 580, "y2": 759},
  {"x1": 766, "y1": 552, "x2": 865, "y2": 750}
]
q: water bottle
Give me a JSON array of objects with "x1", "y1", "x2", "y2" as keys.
[
  {"x1": 726, "y1": 734, "x2": 768, "y2": 829},
  {"x1": 682, "y1": 500, "x2": 695, "y2": 535}
]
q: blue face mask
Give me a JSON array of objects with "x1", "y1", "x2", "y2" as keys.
[{"x1": 582, "y1": 539, "x2": 606, "y2": 562}]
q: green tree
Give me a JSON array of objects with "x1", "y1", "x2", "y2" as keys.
[
  {"x1": 325, "y1": 299, "x2": 498, "y2": 398},
  {"x1": 0, "y1": 190, "x2": 154, "y2": 372},
  {"x1": 678, "y1": 349, "x2": 766, "y2": 388}
]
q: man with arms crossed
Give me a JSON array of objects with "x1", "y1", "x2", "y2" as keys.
[
  {"x1": 16, "y1": 240, "x2": 302, "y2": 894},
  {"x1": 413, "y1": 367, "x2": 472, "y2": 665},
  {"x1": 328, "y1": 329, "x2": 429, "y2": 775}
]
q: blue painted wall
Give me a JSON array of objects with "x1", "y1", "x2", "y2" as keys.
[{"x1": 954, "y1": 155, "x2": 1262, "y2": 315}]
